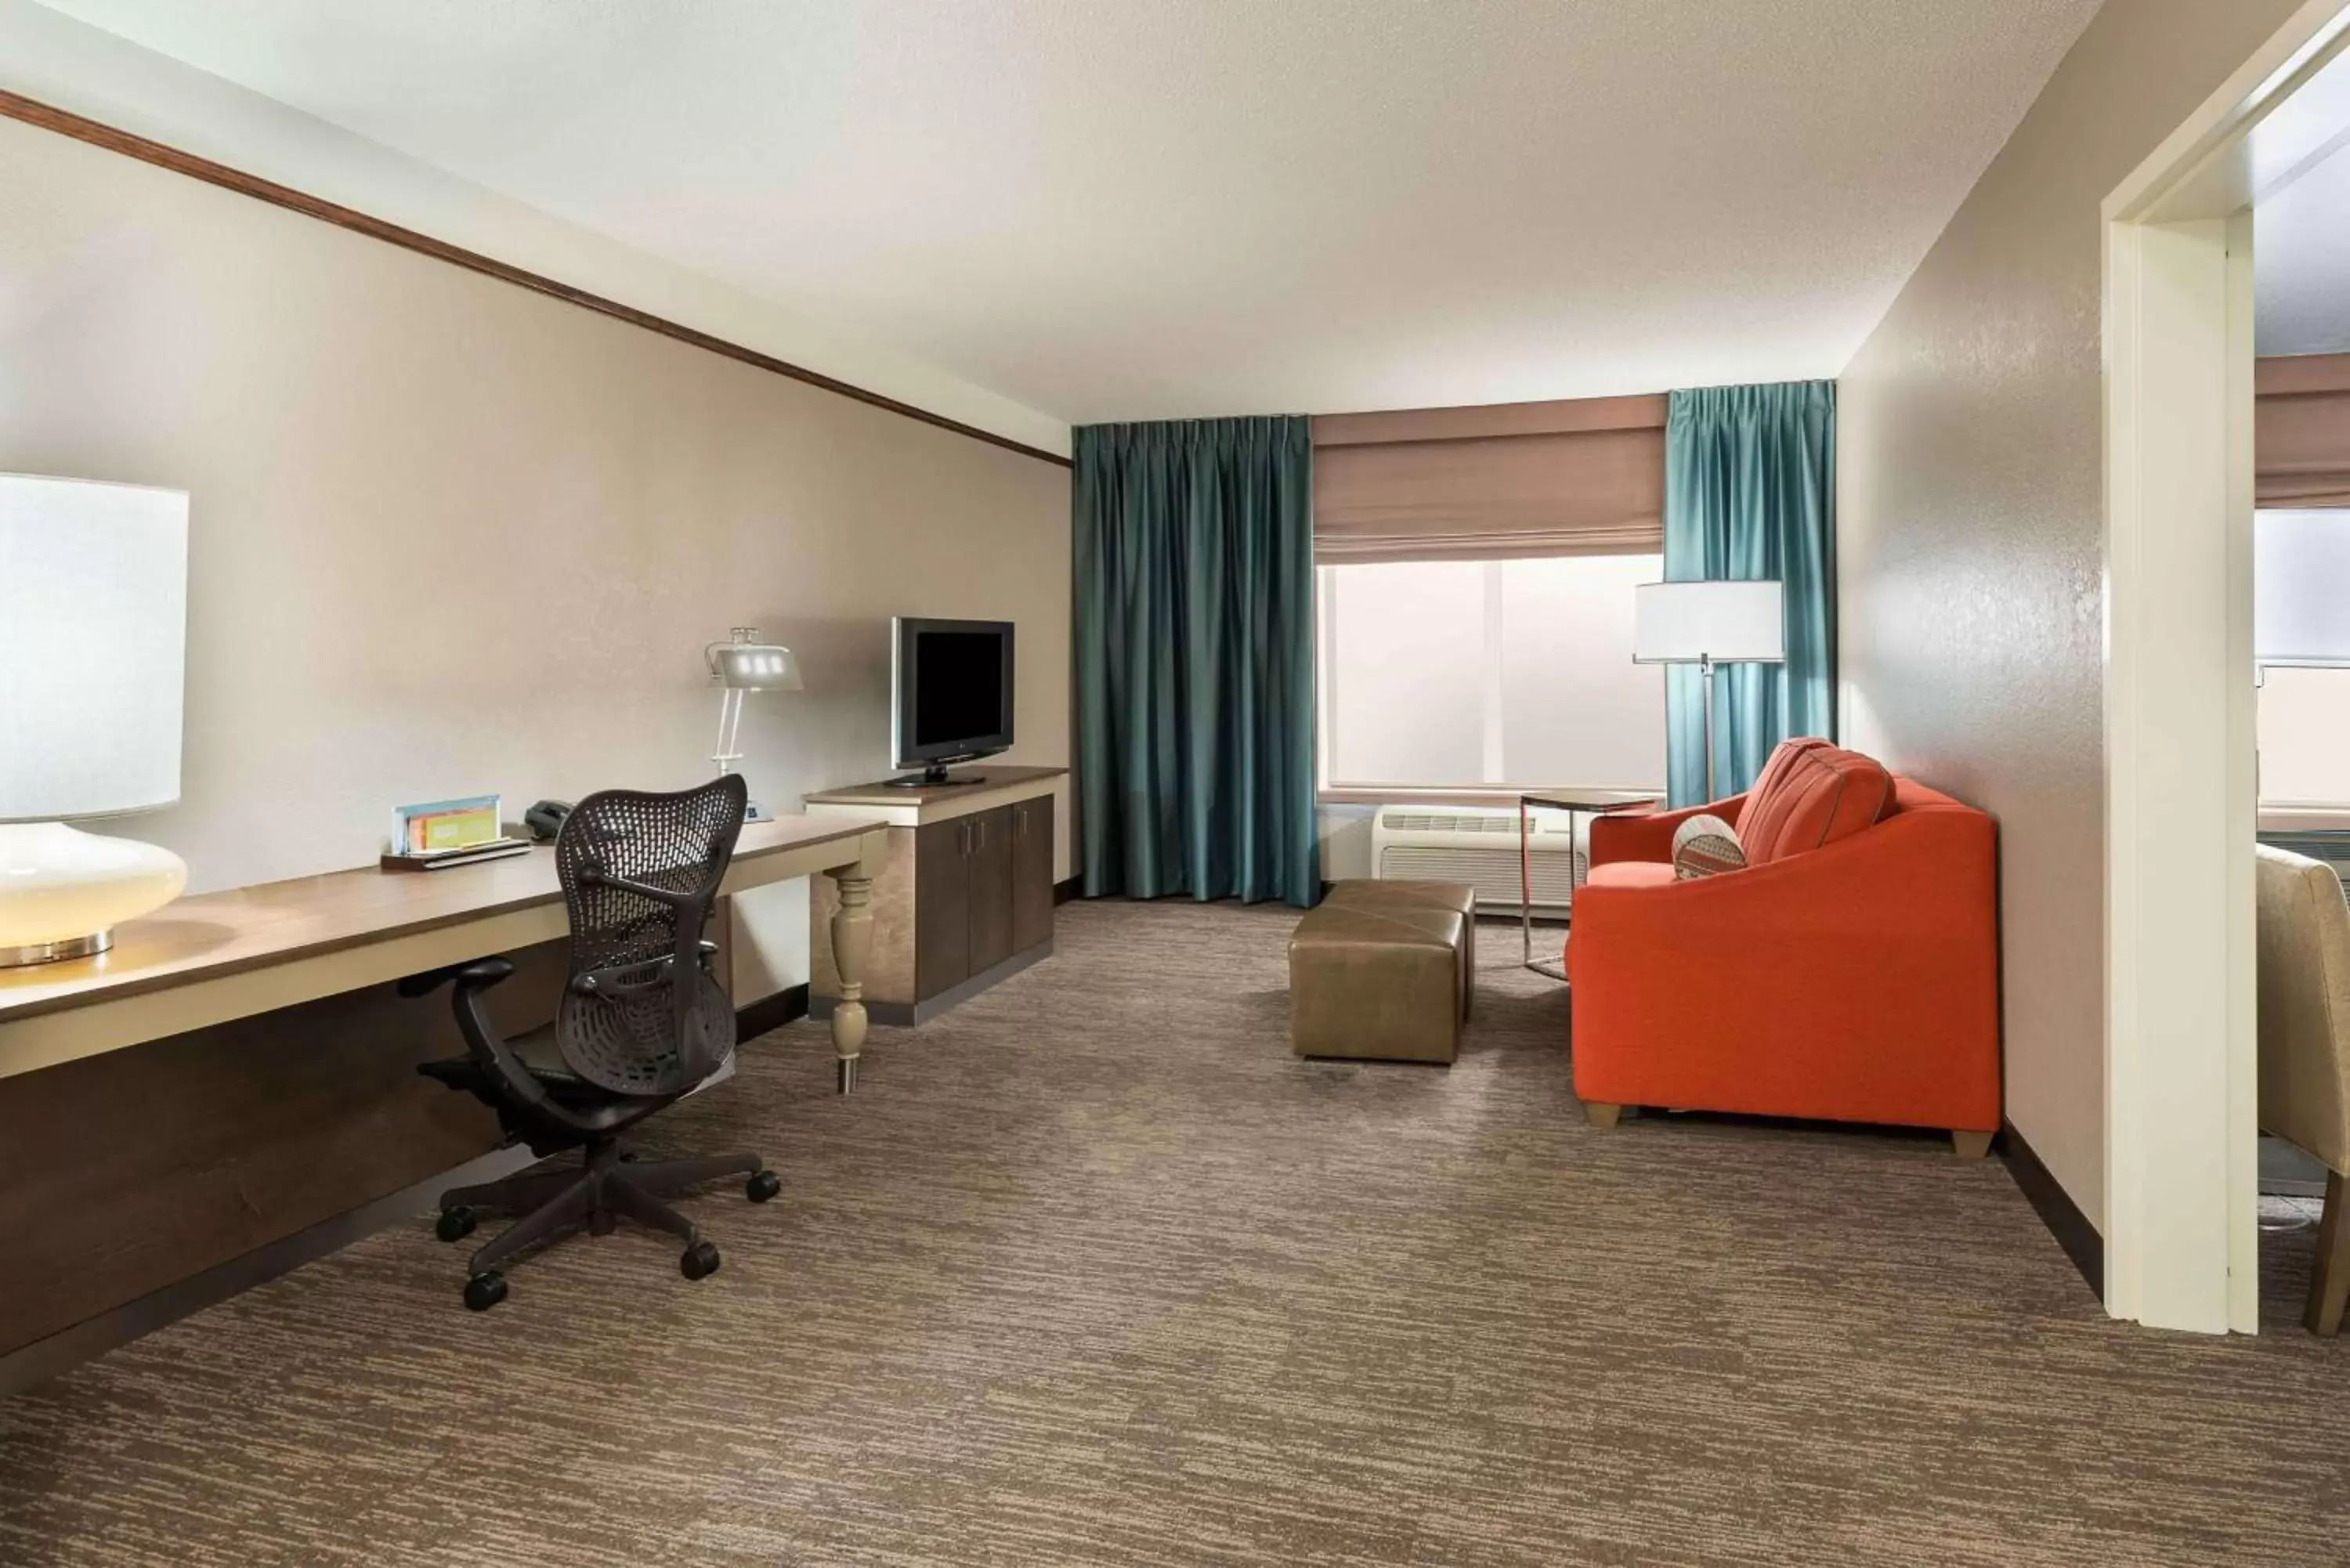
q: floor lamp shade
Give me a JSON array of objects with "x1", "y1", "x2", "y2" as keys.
[
  {"x1": 1632, "y1": 580, "x2": 1787, "y2": 666},
  {"x1": 1632, "y1": 580, "x2": 1787, "y2": 803},
  {"x1": 0, "y1": 474, "x2": 190, "y2": 965}
]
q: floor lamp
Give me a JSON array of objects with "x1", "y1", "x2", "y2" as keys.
[{"x1": 1633, "y1": 580, "x2": 1787, "y2": 801}]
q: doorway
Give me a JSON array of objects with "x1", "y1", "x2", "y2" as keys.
[{"x1": 2103, "y1": 0, "x2": 2350, "y2": 1331}]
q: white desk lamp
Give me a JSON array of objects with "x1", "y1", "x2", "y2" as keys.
[
  {"x1": 0, "y1": 474, "x2": 191, "y2": 966},
  {"x1": 704, "y1": 627, "x2": 802, "y2": 818},
  {"x1": 1632, "y1": 580, "x2": 1787, "y2": 800}
]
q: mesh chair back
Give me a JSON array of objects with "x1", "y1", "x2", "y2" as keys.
[{"x1": 551, "y1": 775, "x2": 748, "y2": 1096}]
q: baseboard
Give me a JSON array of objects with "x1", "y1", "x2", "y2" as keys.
[
  {"x1": 735, "y1": 982, "x2": 810, "y2": 1041},
  {"x1": 1998, "y1": 1118, "x2": 2103, "y2": 1303},
  {"x1": 0, "y1": 1142, "x2": 535, "y2": 1398},
  {"x1": 1054, "y1": 876, "x2": 1082, "y2": 905},
  {"x1": 810, "y1": 938, "x2": 1053, "y2": 1028}
]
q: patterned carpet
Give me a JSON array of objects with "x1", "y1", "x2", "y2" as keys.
[{"x1": 3, "y1": 900, "x2": 2347, "y2": 1566}]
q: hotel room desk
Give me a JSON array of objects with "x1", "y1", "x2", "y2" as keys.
[
  {"x1": 0, "y1": 814, "x2": 885, "y2": 1381},
  {"x1": 0, "y1": 814, "x2": 888, "y2": 1086}
]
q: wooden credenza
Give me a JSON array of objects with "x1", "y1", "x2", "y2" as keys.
[{"x1": 807, "y1": 766, "x2": 1065, "y2": 1026}]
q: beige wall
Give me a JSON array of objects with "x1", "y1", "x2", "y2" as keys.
[
  {"x1": 1837, "y1": 0, "x2": 2307, "y2": 1228},
  {"x1": 0, "y1": 116, "x2": 1072, "y2": 999}
]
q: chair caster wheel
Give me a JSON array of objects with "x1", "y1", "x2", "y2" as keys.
[
  {"x1": 680, "y1": 1241, "x2": 721, "y2": 1281},
  {"x1": 436, "y1": 1205, "x2": 477, "y2": 1243},
  {"x1": 746, "y1": 1169, "x2": 782, "y2": 1203},
  {"x1": 463, "y1": 1271, "x2": 508, "y2": 1311}
]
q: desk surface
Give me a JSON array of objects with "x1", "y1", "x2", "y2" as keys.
[
  {"x1": 0, "y1": 814, "x2": 880, "y2": 1031},
  {"x1": 804, "y1": 764, "x2": 1067, "y2": 810}
]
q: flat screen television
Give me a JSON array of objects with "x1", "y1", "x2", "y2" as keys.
[{"x1": 889, "y1": 617, "x2": 1014, "y2": 785}]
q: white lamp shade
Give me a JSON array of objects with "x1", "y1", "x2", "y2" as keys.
[
  {"x1": 1632, "y1": 580, "x2": 1786, "y2": 664},
  {"x1": 0, "y1": 474, "x2": 189, "y2": 822},
  {"x1": 2255, "y1": 509, "x2": 2350, "y2": 666}
]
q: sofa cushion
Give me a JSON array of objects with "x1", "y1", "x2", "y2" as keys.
[
  {"x1": 1741, "y1": 736, "x2": 1831, "y2": 819},
  {"x1": 1740, "y1": 742, "x2": 1893, "y2": 865},
  {"x1": 1586, "y1": 861, "x2": 1677, "y2": 890}
]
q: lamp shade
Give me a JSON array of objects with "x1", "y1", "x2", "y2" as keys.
[
  {"x1": 0, "y1": 475, "x2": 188, "y2": 822},
  {"x1": 2254, "y1": 508, "x2": 2350, "y2": 667},
  {"x1": 1632, "y1": 580, "x2": 1786, "y2": 664}
]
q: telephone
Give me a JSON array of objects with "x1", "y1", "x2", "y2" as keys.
[{"x1": 523, "y1": 799, "x2": 573, "y2": 843}]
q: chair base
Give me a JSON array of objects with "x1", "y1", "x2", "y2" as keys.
[{"x1": 438, "y1": 1136, "x2": 769, "y2": 1302}]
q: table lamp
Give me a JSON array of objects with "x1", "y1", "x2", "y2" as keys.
[
  {"x1": 703, "y1": 627, "x2": 802, "y2": 819},
  {"x1": 1632, "y1": 579, "x2": 1786, "y2": 800},
  {"x1": 0, "y1": 474, "x2": 191, "y2": 966}
]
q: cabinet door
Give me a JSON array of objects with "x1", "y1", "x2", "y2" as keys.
[
  {"x1": 1010, "y1": 796, "x2": 1055, "y2": 953},
  {"x1": 915, "y1": 816, "x2": 972, "y2": 999},
  {"x1": 965, "y1": 806, "x2": 1016, "y2": 975}
]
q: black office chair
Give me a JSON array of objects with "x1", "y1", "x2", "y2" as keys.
[{"x1": 406, "y1": 774, "x2": 780, "y2": 1311}]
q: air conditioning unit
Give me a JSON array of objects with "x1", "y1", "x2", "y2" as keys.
[{"x1": 1371, "y1": 805, "x2": 1585, "y2": 912}]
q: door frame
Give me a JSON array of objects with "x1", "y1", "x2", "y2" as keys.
[{"x1": 2102, "y1": 0, "x2": 2350, "y2": 1331}]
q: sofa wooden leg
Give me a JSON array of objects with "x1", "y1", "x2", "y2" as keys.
[
  {"x1": 1583, "y1": 1101, "x2": 1622, "y2": 1129},
  {"x1": 1951, "y1": 1129, "x2": 1993, "y2": 1159},
  {"x1": 2309, "y1": 1170, "x2": 2350, "y2": 1338}
]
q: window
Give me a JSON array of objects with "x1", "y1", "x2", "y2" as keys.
[
  {"x1": 1317, "y1": 554, "x2": 1666, "y2": 791},
  {"x1": 2256, "y1": 509, "x2": 2350, "y2": 809}
]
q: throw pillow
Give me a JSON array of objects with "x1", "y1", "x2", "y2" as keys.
[{"x1": 1672, "y1": 814, "x2": 1748, "y2": 880}]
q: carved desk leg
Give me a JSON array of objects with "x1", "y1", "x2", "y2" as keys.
[{"x1": 826, "y1": 859, "x2": 874, "y2": 1093}]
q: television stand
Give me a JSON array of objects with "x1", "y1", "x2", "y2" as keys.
[
  {"x1": 804, "y1": 766, "x2": 1070, "y2": 1027},
  {"x1": 883, "y1": 767, "x2": 983, "y2": 789}
]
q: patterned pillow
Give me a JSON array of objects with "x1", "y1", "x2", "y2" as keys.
[{"x1": 1671, "y1": 814, "x2": 1748, "y2": 880}]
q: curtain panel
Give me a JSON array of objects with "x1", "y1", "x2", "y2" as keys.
[
  {"x1": 1661, "y1": 381, "x2": 1837, "y2": 808},
  {"x1": 1310, "y1": 394, "x2": 1665, "y2": 562},
  {"x1": 2258, "y1": 354, "x2": 2350, "y2": 508},
  {"x1": 1074, "y1": 416, "x2": 1320, "y2": 907}
]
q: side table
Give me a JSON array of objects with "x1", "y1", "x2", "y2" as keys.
[{"x1": 1518, "y1": 790, "x2": 1659, "y2": 981}]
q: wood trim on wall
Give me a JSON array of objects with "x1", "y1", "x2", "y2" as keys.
[
  {"x1": 1999, "y1": 1118, "x2": 2104, "y2": 1304},
  {"x1": 0, "y1": 88, "x2": 1072, "y2": 471}
]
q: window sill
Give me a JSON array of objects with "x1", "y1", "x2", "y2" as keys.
[
  {"x1": 1318, "y1": 785, "x2": 1664, "y2": 808},
  {"x1": 2261, "y1": 804, "x2": 2350, "y2": 833}
]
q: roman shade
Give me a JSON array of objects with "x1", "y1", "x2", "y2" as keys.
[
  {"x1": 1310, "y1": 394, "x2": 1665, "y2": 562},
  {"x1": 2260, "y1": 354, "x2": 2350, "y2": 509}
]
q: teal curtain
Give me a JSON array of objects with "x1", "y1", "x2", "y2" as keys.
[
  {"x1": 1074, "y1": 416, "x2": 1319, "y2": 906},
  {"x1": 1663, "y1": 381, "x2": 1836, "y2": 807}
]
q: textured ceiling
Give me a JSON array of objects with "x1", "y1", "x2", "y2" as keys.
[
  {"x1": 36, "y1": 0, "x2": 2103, "y2": 422},
  {"x1": 2258, "y1": 137, "x2": 2350, "y2": 359}
]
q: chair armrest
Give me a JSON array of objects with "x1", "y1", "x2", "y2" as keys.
[
  {"x1": 1589, "y1": 794, "x2": 1749, "y2": 866},
  {"x1": 396, "y1": 956, "x2": 515, "y2": 998}
]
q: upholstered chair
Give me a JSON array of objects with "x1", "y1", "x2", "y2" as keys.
[{"x1": 2253, "y1": 844, "x2": 2350, "y2": 1335}]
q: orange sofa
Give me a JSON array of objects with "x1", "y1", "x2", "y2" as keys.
[{"x1": 1566, "y1": 739, "x2": 2000, "y2": 1150}]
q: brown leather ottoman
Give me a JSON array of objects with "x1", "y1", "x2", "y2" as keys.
[
  {"x1": 1289, "y1": 901, "x2": 1466, "y2": 1064},
  {"x1": 1319, "y1": 880, "x2": 1477, "y2": 1019}
]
